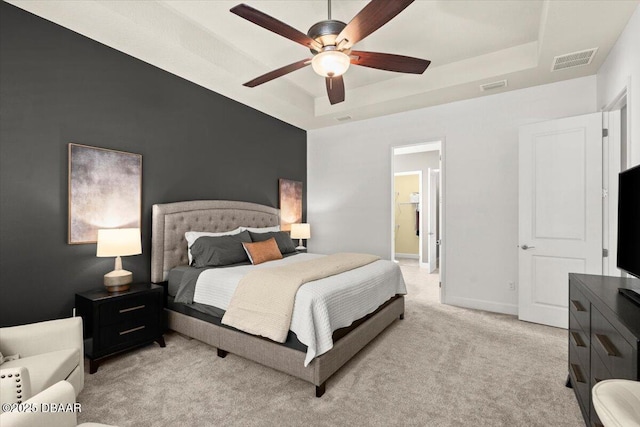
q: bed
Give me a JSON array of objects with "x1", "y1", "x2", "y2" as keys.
[{"x1": 151, "y1": 200, "x2": 406, "y2": 397}]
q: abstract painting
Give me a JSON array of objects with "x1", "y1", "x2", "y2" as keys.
[
  {"x1": 68, "y1": 143, "x2": 142, "y2": 244},
  {"x1": 279, "y1": 178, "x2": 302, "y2": 232}
]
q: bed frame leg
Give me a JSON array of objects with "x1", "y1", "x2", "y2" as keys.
[
  {"x1": 315, "y1": 382, "x2": 326, "y2": 398},
  {"x1": 399, "y1": 313, "x2": 405, "y2": 320},
  {"x1": 217, "y1": 348, "x2": 228, "y2": 358}
]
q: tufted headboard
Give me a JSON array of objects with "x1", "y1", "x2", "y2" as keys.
[{"x1": 151, "y1": 200, "x2": 280, "y2": 282}]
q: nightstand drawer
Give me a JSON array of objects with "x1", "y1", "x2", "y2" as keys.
[
  {"x1": 99, "y1": 319, "x2": 159, "y2": 350},
  {"x1": 591, "y1": 306, "x2": 635, "y2": 379},
  {"x1": 99, "y1": 294, "x2": 160, "y2": 326}
]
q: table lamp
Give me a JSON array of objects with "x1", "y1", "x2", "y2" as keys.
[
  {"x1": 290, "y1": 223, "x2": 310, "y2": 250},
  {"x1": 96, "y1": 228, "x2": 142, "y2": 292}
]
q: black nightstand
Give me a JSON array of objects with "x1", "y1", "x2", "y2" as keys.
[{"x1": 76, "y1": 283, "x2": 165, "y2": 374}]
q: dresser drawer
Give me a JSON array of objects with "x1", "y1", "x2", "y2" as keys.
[
  {"x1": 589, "y1": 351, "x2": 609, "y2": 427},
  {"x1": 569, "y1": 281, "x2": 590, "y2": 331},
  {"x1": 99, "y1": 293, "x2": 160, "y2": 326},
  {"x1": 589, "y1": 407, "x2": 604, "y2": 427},
  {"x1": 591, "y1": 307, "x2": 636, "y2": 380},
  {"x1": 99, "y1": 318, "x2": 160, "y2": 351},
  {"x1": 590, "y1": 347, "x2": 612, "y2": 390},
  {"x1": 569, "y1": 348, "x2": 590, "y2": 418},
  {"x1": 569, "y1": 312, "x2": 590, "y2": 368}
]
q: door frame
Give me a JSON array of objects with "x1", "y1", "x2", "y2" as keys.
[
  {"x1": 602, "y1": 82, "x2": 630, "y2": 276},
  {"x1": 426, "y1": 168, "x2": 440, "y2": 273},
  {"x1": 390, "y1": 138, "x2": 446, "y2": 303}
]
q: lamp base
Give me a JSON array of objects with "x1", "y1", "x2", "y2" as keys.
[
  {"x1": 104, "y1": 269, "x2": 132, "y2": 293},
  {"x1": 295, "y1": 245, "x2": 307, "y2": 250}
]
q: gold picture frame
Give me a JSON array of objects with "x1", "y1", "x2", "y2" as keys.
[
  {"x1": 278, "y1": 178, "x2": 302, "y2": 232},
  {"x1": 68, "y1": 143, "x2": 142, "y2": 244}
]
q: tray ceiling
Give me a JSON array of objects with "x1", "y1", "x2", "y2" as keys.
[{"x1": 7, "y1": 0, "x2": 639, "y2": 130}]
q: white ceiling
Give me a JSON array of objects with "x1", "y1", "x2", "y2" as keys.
[{"x1": 8, "y1": 0, "x2": 639, "y2": 130}]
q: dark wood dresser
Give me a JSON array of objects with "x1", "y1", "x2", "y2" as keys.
[{"x1": 568, "y1": 273, "x2": 640, "y2": 426}]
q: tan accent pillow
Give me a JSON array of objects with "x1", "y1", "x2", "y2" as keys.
[{"x1": 242, "y1": 238, "x2": 283, "y2": 265}]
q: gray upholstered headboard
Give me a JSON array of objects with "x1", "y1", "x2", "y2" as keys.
[{"x1": 151, "y1": 200, "x2": 280, "y2": 282}]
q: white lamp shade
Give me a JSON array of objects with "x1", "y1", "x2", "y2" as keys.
[
  {"x1": 290, "y1": 223, "x2": 311, "y2": 240},
  {"x1": 96, "y1": 228, "x2": 142, "y2": 257},
  {"x1": 311, "y1": 51, "x2": 350, "y2": 77}
]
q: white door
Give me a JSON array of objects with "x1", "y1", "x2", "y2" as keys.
[
  {"x1": 518, "y1": 113, "x2": 603, "y2": 328},
  {"x1": 427, "y1": 169, "x2": 438, "y2": 273}
]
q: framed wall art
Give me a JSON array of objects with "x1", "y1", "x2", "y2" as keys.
[
  {"x1": 278, "y1": 178, "x2": 302, "y2": 232},
  {"x1": 68, "y1": 143, "x2": 142, "y2": 244}
]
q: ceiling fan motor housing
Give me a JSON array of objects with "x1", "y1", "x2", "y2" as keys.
[{"x1": 307, "y1": 20, "x2": 347, "y2": 53}]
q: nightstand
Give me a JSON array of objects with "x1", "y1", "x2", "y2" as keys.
[{"x1": 75, "y1": 283, "x2": 165, "y2": 374}]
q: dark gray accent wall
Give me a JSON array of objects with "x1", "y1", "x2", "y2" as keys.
[{"x1": 0, "y1": 3, "x2": 306, "y2": 326}]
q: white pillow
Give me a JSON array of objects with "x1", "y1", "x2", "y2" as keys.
[
  {"x1": 239, "y1": 225, "x2": 281, "y2": 233},
  {"x1": 185, "y1": 227, "x2": 243, "y2": 264}
]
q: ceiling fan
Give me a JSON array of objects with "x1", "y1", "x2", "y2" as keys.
[{"x1": 231, "y1": 0, "x2": 431, "y2": 105}]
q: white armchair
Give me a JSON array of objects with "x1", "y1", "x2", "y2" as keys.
[
  {"x1": 0, "y1": 317, "x2": 84, "y2": 407},
  {"x1": 0, "y1": 380, "x2": 115, "y2": 427},
  {"x1": 592, "y1": 379, "x2": 640, "y2": 427}
]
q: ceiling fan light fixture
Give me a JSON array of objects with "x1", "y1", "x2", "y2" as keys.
[{"x1": 311, "y1": 50, "x2": 351, "y2": 77}]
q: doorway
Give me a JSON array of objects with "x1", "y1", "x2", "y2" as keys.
[
  {"x1": 394, "y1": 171, "x2": 422, "y2": 262},
  {"x1": 391, "y1": 141, "x2": 444, "y2": 300}
]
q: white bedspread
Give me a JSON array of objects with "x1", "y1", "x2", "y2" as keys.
[{"x1": 193, "y1": 253, "x2": 407, "y2": 366}]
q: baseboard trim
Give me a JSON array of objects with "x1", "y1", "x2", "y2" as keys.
[
  {"x1": 395, "y1": 253, "x2": 419, "y2": 259},
  {"x1": 444, "y1": 295, "x2": 518, "y2": 316}
]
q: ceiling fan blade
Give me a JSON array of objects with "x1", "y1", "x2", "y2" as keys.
[
  {"x1": 231, "y1": 4, "x2": 321, "y2": 51},
  {"x1": 350, "y1": 51, "x2": 430, "y2": 74},
  {"x1": 325, "y1": 76, "x2": 345, "y2": 105},
  {"x1": 336, "y1": 0, "x2": 414, "y2": 49},
  {"x1": 243, "y1": 59, "x2": 311, "y2": 87}
]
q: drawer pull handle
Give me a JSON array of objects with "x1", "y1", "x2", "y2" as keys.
[
  {"x1": 570, "y1": 299, "x2": 586, "y2": 312},
  {"x1": 570, "y1": 331, "x2": 586, "y2": 347},
  {"x1": 570, "y1": 363, "x2": 586, "y2": 384},
  {"x1": 119, "y1": 325, "x2": 145, "y2": 336},
  {"x1": 119, "y1": 305, "x2": 145, "y2": 314},
  {"x1": 595, "y1": 334, "x2": 618, "y2": 357}
]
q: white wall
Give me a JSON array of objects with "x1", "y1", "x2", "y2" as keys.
[
  {"x1": 308, "y1": 76, "x2": 597, "y2": 315},
  {"x1": 597, "y1": 4, "x2": 640, "y2": 167}
]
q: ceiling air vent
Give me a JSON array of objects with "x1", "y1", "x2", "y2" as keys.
[
  {"x1": 551, "y1": 48, "x2": 598, "y2": 71},
  {"x1": 336, "y1": 116, "x2": 352, "y2": 122},
  {"x1": 480, "y1": 80, "x2": 508, "y2": 92}
]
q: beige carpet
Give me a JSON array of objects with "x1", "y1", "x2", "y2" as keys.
[{"x1": 78, "y1": 263, "x2": 584, "y2": 426}]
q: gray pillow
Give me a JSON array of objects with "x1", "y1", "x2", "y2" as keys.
[
  {"x1": 249, "y1": 231, "x2": 296, "y2": 254},
  {"x1": 190, "y1": 231, "x2": 252, "y2": 267}
]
